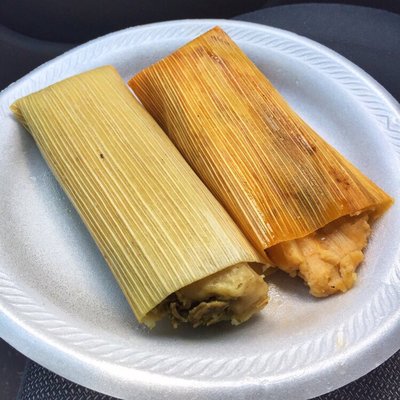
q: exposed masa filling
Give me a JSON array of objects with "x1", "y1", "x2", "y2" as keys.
[
  {"x1": 144, "y1": 213, "x2": 371, "y2": 328},
  {"x1": 145, "y1": 263, "x2": 268, "y2": 328},
  {"x1": 267, "y1": 213, "x2": 371, "y2": 296}
]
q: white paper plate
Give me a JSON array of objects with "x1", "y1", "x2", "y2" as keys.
[{"x1": 0, "y1": 19, "x2": 399, "y2": 400}]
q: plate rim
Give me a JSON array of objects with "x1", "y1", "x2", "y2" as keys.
[{"x1": 0, "y1": 18, "x2": 399, "y2": 400}]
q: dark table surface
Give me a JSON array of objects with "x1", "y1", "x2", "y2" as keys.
[{"x1": 1, "y1": 2, "x2": 399, "y2": 400}]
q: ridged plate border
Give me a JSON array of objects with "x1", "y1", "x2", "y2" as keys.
[{"x1": 0, "y1": 19, "x2": 399, "y2": 400}]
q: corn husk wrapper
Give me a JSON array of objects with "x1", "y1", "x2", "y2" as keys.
[
  {"x1": 129, "y1": 27, "x2": 394, "y2": 254},
  {"x1": 10, "y1": 66, "x2": 265, "y2": 322}
]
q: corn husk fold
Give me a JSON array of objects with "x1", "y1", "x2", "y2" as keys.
[
  {"x1": 10, "y1": 66, "x2": 265, "y2": 322},
  {"x1": 129, "y1": 27, "x2": 393, "y2": 254}
]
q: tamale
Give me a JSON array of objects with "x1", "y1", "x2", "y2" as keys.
[
  {"x1": 129, "y1": 27, "x2": 394, "y2": 297},
  {"x1": 10, "y1": 66, "x2": 269, "y2": 327}
]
